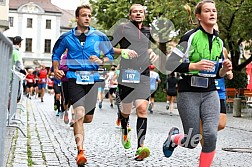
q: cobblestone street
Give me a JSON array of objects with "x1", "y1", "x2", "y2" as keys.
[{"x1": 4, "y1": 94, "x2": 252, "y2": 166}]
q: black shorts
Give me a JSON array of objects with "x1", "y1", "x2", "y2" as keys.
[
  {"x1": 48, "y1": 86, "x2": 53, "y2": 90},
  {"x1": 68, "y1": 79, "x2": 98, "y2": 115},
  {"x1": 26, "y1": 83, "x2": 34, "y2": 88},
  {"x1": 118, "y1": 75, "x2": 150, "y2": 103},
  {"x1": 109, "y1": 88, "x2": 117, "y2": 95},
  {"x1": 220, "y1": 99, "x2": 226, "y2": 114},
  {"x1": 34, "y1": 80, "x2": 38, "y2": 87},
  {"x1": 62, "y1": 81, "x2": 69, "y2": 105},
  {"x1": 53, "y1": 83, "x2": 61, "y2": 94},
  {"x1": 150, "y1": 90, "x2": 156, "y2": 98},
  {"x1": 166, "y1": 90, "x2": 177, "y2": 96}
]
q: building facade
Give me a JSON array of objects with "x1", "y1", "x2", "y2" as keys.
[
  {"x1": 0, "y1": 0, "x2": 10, "y2": 32},
  {"x1": 3, "y1": 0, "x2": 75, "y2": 67}
]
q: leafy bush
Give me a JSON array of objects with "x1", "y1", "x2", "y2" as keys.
[
  {"x1": 154, "y1": 72, "x2": 168, "y2": 102},
  {"x1": 225, "y1": 70, "x2": 247, "y2": 89}
]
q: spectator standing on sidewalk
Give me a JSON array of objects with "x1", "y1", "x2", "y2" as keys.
[
  {"x1": 52, "y1": 4, "x2": 114, "y2": 166},
  {"x1": 111, "y1": 3, "x2": 158, "y2": 161},
  {"x1": 164, "y1": 1, "x2": 232, "y2": 166},
  {"x1": 11, "y1": 36, "x2": 26, "y2": 102}
]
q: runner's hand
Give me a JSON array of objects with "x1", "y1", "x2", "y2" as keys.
[
  {"x1": 122, "y1": 49, "x2": 138, "y2": 59},
  {"x1": 54, "y1": 69, "x2": 64, "y2": 80},
  {"x1": 149, "y1": 51, "x2": 159, "y2": 63},
  {"x1": 227, "y1": 70, "x2": 233, "y2": 80},
  {"x1": 89, "y1": 55, "x2": 103, "y2": 64},
  {"x1": 190, "y1": 59, "x2": 215, "y2": 71},
  {"x1": 222, "y1": 59, "x2": 232, "y2": 73}
]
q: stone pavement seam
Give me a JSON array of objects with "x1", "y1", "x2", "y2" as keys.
[{"x1": 5, "y1": 129, "x2": 18, "y2": 167}]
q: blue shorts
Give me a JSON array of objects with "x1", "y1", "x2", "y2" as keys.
[
  {"x1": 38, "y1": 83, "x2": 46, "y2": 90},
  {"x1": 98, "y1": 87, "x2": 104, "y2": 92}
]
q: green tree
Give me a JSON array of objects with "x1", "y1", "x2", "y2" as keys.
[{"x1": 90, "y1": 0, "x2": 252, "y2": 72}]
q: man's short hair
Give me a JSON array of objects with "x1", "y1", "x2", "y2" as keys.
[
  {"x1": 75, "y1": 4, "x2": 93, "y2": 17},
  {"x1": 129, "y1": 4, "x2": 145, "y2": 15}
]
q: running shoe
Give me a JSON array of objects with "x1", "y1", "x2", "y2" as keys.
[
  {"x1": 166, "y1": 103, "x2": 170, "y2": 110},
  {"x1": 110, "y1": 103, "x2": 113, "y2": 108},
  {"x1": 98, "y1": 101, "x2": 102, "y2": 109},
  {"x1": 59, "y1": 111, "x2": 63, "y2": 119},
  {"x1": 116, "y1": 117, "x2": 121, "y2": 126},
  {"x1": 56, "y1": 112, "x2": 59, "y2": 117},
  {"x1": 121, "y1": 128, "x2": 131, "y2": 149},
  {"x1": 134, "y1": 146, "x2": 150, "y2": 161},
  {"x1": 70, "y1": 119, "x2": 75, "y2": 127},
  {"x1": 148, "y1": 103, "x2": 152, "y2": 111},
  {"x1": 64, "y1": 111, "x2": 69, "y2": 124},
  {"x1": 76, "y1": 150, "x2": 87, "y2": 166},
  {"x1": 163, "y1": 127, "x2": 179, "y2": 158}
]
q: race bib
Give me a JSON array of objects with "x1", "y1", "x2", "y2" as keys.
[
  {"x1": 28, "y1": 79, "x2": 33, "y2": 83},
  {"x1": 122, "y1": 69, "x2": 140, "y2": 83},
  {"x1": 76, "y1": 71, "x2": 94, "y2": 85},
  {"x1": 198, "y1": 60, "x2": 219, "y2": 77},
  {"x1": 215, "y1": 80, "x2": 220, "y2": 89},
  {"x1": 41, "y1": 78, "x2": 46, "y2": 83}
]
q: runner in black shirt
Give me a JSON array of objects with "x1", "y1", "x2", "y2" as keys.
[{"x1": 111, "y1": 4, "x2": 158, "y2": 161}]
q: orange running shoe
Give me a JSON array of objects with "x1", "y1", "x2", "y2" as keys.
[
  {"x1": 76, "y1": 150, "x2": 87, "y2": 165},
  {"x1": 116, "y1": 117, "x2": 121, "y2": 126}
]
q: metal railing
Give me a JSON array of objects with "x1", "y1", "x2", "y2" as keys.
[
  {"x1": 7, "y1": 70, "x2": 26, "y2": 137},
  {"x1": 0, "y1": 32, "x2": 13, "y2": 167}
]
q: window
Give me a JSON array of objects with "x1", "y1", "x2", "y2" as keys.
[
  {"x1": 0, "y1": 0, "x2": 6, "y2": 5},
  {"x1": 44, "y1": 39, "x2": 51, "y2": 53},
  {"x1": 26, "y1": 38, "x2": 32, "y2": 52},
  {"x1": 46, "y1": 19, "x2": 51, "y2": 29},
  {"x1": 27, "y1": 18, "x2": 32, "y2": 28},
  {"x1": 9, "y1": 17, "x2": 14, "y2": 27}
]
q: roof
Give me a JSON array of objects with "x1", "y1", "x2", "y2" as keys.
[
  {"x1": 9, "y1": 0, "x2": 61, "y2": 13},
  {"x1": 55, "y1": 7, "x2": 76, "y2": 28}
]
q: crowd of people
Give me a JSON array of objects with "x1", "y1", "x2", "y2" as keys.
[{"x1": 12, "y1": 1, "x2": 234, "y2": 166}]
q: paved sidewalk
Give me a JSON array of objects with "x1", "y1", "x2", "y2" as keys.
[{"x1": 4, "y1": 93, "x2": 252, "y2": 167}]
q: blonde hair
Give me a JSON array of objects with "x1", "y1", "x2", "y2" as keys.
[
  {"x1": 129, "y1": 4, "x2": 145, "y2": 15},
  {"x1": 195, "y1": 0, "x2": 215, "y2": 15}
]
